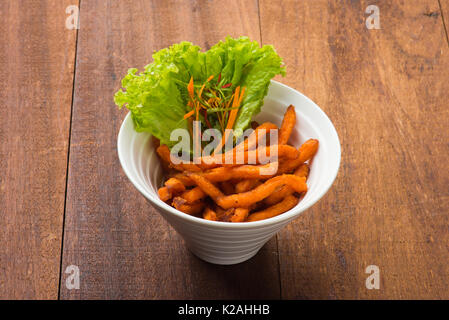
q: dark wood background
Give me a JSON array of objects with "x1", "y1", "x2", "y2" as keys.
[{"x1": 0, "y1": 0, "x2": 448, "y2": 299}]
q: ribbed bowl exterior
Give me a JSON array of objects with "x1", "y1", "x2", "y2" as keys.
[
  {"x1": 118, "y1": 80, "x2": 341, "y2": 265},
  {"x1": 155, "y1": 200, "x2": 292, "y2": 264}
]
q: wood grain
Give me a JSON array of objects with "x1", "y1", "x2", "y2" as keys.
[
  {"x1": 60, "y1": 0, "x2": 280, "y2": 299},
  {"x1": 0, "y1": 0, "x2": 78, "y2": 299},
  {"x1": 440, "y1": 0, "x2": 449, "y2": 45},
  {"x1": 260, "y1": 0, "x2": 449, "y2": 299}
]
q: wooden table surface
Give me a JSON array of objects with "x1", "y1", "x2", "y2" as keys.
[{"x1": 1, "y1": 0, "x2": 448, "y2": 300}]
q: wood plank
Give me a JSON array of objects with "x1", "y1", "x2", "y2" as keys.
[
  {"x1": 60, "y1": 0, "x2": 280, "y2": 299},
  {"x1": 260, "y1": 0, "x2": 449, "y2": 299},
  {"x1": 0, "y1": 0, "x2": 78, "y2": 299}
]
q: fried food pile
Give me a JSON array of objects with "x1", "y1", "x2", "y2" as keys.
[{"x1": 156, "y1": 105, "x2": 319, "y2": 222}]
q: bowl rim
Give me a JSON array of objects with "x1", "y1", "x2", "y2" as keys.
[{"x1": 117, "y1": 80, "x2": 341, "y2": 229}]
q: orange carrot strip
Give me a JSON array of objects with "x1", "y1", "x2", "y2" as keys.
[
  {"x1": 213, "y1": 86, "x2": 241, "y2": 154},
  {"x1": 183, "y1": 110, "x2": 195, "y2": 119},
  {"x1": 225, "y1": 86, "x2": 241, "y2": 130},
  {"x1": 237, "y1": 86, "x2": 246, "y2": 106},
  {"x1": 198, "y1": 84, "x2": 205, "y2": 98},
  {"x1": 187, "y1": 76, "x2": 194, "y2": 99}
]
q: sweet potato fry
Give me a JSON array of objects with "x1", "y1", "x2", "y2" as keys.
[
  {"x1": 298, "y1": 139, "x2": 319, "y2": 163},
  {"x1": 230, "y1": 162, "x2": 279, "y2": 180},
  {"x1": 216, "y1": 175, "x2": 307, "y2": 209},
  {"x1": 264, "y1": 163, "x2": 309, "y2": 206},
  {"x1": 277, "y1": 139, "x2": 318, "y2": 174},
  {"x1": 203, "y1": 206, "x2": 218, "y2": 221},
  {"x1": 157, "y1": 145, "x2": 202, "y2": 172},
  {"x1": 294, "y1": 163, "x2": 310, "y2": 178},
  {"x1": 171, "y1": 169, "x2": 228, "y2": 187},
  {"x1": 220, "y1": 210, "x2": 231, "y2": 221},
  {"x1": 199, "y1": 123, "x2": 278, "y2": 170},
  {"x1": 171, "y1": 173, "x2": 197, "y2": 187},
  {"x1": 199, "y1": 167, "x2": 233, "y2": 182},
  {"x1": 278, "y1": 105, "x2": 296, "y2": 145},
  {"x1": 187, "y1": 173, "x2": 225, "y2": 200},
  {"x1": 164, "y1": 177, "x2": 186, "y2": 194},
  {"x1": 263, "y1": 185, "x2": 291, "y2": 206},
  {"x1": 214, "y1": 206, "x2": 230, "y2": 221},
  {"x1": 200, "y1": 145, "x2": 298, "y2": 168},
  {"x1": 235, "y1": 179, "x2": 261, "y2": 193},
  {"x1": 236, "y1": 122, "x2": 278, "y2": 152},
  {"x1": 206, "y1": 206, "x2": 234, "y2": 222},
  {"x1": 173, "y1": 162, "x2": 279, "y2": 186},
  {"x1": 181, "y1": 186, "x2": 206, "y2": 203},
  {"x1": 158, "y1": 187, "x2": 172, "y2": 202},
  {"x1": 247, "y1": 195, "x2": 299, "y2": 222},
  {"x1": 230, "y1": 208, "x2": 249, "y2": 222},
  {"x1": 172, "y1": 197, "x2": 204, "y2": 215},
  {"x1": 157, "y1": 177, "x2": 187, "y2": 202}
]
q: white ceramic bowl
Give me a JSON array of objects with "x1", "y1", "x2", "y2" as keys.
[{"x1": 117, "y1": 80, "x2": 341, "y2": 265}]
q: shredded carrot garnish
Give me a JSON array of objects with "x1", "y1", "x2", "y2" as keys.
[
  {"x1": 183, "y1": 109, "x2": 195, "y2": 119},
  {"x1": 227, "y1": 86, "x2": 240, "y2": 128},
  {"x1": 187, "y1": 77, "x2": 194, "y2": 99},
  {"x1": 213, "y1": 86, "x2": 245, "y2": 154},
  {"x1": 196, "y1": 101, "x2": 200, "y2": 121},
  {"x1": 198, "y1": 83, "x2": 206, "y2": 99},
  {"x1": 184, "y1": 74, "x2": 246, "y2": 155},
  {"x1": 237, "y1": 86, "x2": 246, "y2": 106}
]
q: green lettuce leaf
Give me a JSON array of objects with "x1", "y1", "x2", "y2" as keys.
[
  {"x1": 207, "y1": 37, "x2": 286, "y2": 136},
  {"x1": 114, "y1": 36, "x2": 285, "y2": 147}
]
